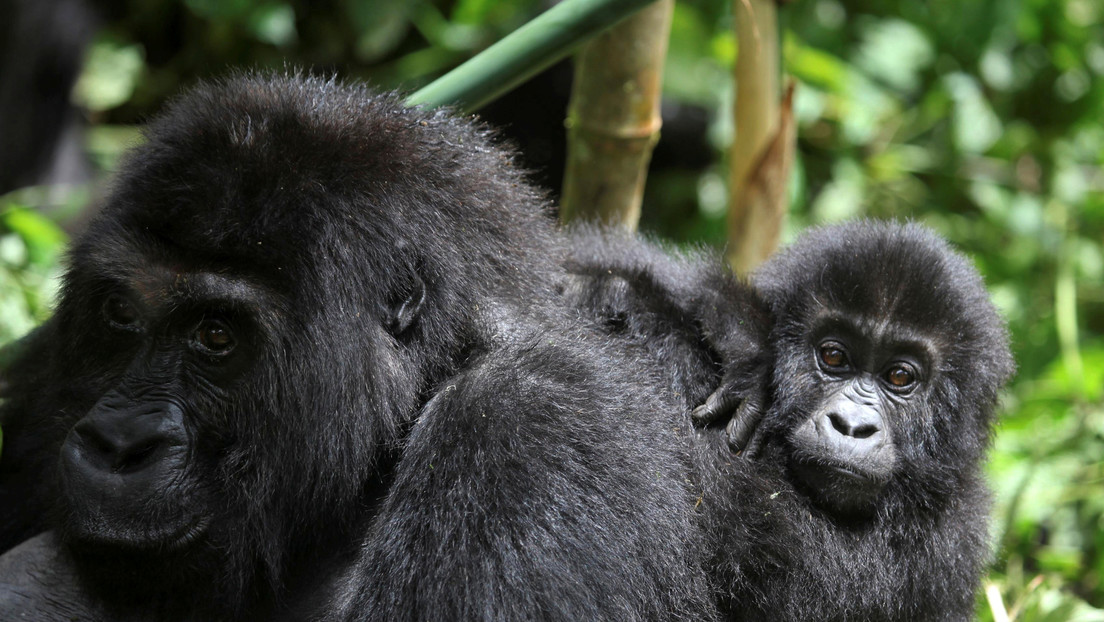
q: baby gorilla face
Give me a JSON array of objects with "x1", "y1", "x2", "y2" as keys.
[{"x1": 781, "y1": 313, "x2": 935, "y2": 517}]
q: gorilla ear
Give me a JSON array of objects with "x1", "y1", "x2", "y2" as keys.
[{"x1": 385, "y1": 273, "x2": 426, "y2": 336}]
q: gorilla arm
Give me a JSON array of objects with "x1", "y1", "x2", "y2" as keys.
[
  {"x1": 686, "y1": 266, "x2": 772, "y2": 455},
  {"x1": 323, "y1": 333, "x2": 713, "y2": 622},
  {"x1": 562, "y1": 225, "x2": 772, "y2": 453},
  {"x1": 0, "y1": 533, "x2": 108, "y2": 621}
]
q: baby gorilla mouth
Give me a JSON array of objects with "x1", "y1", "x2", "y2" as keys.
[
  {"x1": 789, "y1": 459, "x2": 886, "y2": 516},
  {"x1": 786, "y1": 409, "x2": 897, "y2": 517}
]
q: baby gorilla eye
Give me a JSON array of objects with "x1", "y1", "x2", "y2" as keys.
[
  {"x1": 818, "y1": 343, "x2": 848, "y2": 368},
  {"x1": 884, "y1": 364, "x2": 916, "y2": 389},
  {"x1": 103, "y1": 294, "x2": 141, "y2": 329},
  {"x1": 193, "y1": 319, "x2": 235, "y2": 355}
]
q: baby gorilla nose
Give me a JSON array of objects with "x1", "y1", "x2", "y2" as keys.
[
  {"x1": 786, "y1": 392, "x2": 897, "y2": 517},
  {"x1": 826, "y1": 408, "x2": 881, "y2": 441}
]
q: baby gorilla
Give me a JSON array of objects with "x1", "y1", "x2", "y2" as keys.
[{"x1": 565, "y1": 221, "x2": 1014, "y2": 621}]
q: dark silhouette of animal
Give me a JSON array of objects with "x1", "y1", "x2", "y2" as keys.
[{"x1": 0, "y1": 73, "x2": 715, "y2": 621}]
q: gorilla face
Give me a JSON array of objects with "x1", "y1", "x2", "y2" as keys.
[
  {"x1": 755, "y1": 221, "x2": 1014, "y2": 521},
  {"x1": 56, "y1": 267, "x2": 265, "y2": 550},
  {"x1": 782, "y1": 312, "x2": 940, "y2": 516},
  {"x1": 38, "y1": 76, "x2": 450, "y2": 591},
  {"x1": 47, "y1": 218, "x2": 430, "y2": 568}
]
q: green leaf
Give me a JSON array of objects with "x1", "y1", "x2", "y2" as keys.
[
  {"x1": 784, "y1": 37, "x2": 848, "y2": 92},
  {"x1": 1, "y1": 208, "x2": 67, "y2": 267},
  {"x1": 248, "y1": 4, "x2": 298, "y2": 47},
  {"x1": 72, "y1": 37, "x2": 145, "y2": 112},
  {"x1": 856, "y1": 18, "x2": 934, "y2": 94},
  {"x1": 944, "y1": 72, "x2": 1002, "y2": 154}
]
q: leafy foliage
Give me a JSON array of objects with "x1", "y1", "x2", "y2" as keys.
[{"x1": 0, "y1": 197, "x2": 66, "y2": 343}]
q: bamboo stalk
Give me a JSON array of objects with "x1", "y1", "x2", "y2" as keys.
[
  {"x1": 409, "y1": 0, "x2": 658, "y2": 113},
  {"x1": 726, "y1": 0, "x2": 793, "y2": 275},
  {"x1": 559, "y1": 0, "x2": 674, "y2": 228},
  {"x1": 727, "y1": 81, "x2": 795, "y2": 275}
]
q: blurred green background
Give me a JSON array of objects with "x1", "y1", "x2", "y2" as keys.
[{"x1": 0, "y1": 0, "x2": 1101, "y2": 619}]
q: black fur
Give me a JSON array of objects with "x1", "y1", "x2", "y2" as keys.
[
  {"x1": 562, "y1": 224, "x2": 770, "y2": 418},
  {"x1": 708, "y1": 221, "x2": 1013, "y2": 620},
  {"x1": 564, "y1": 221, "x2": 1013, "y2": 620},
  {"x1": 0, "y1": 73, "x2": 715, "y2": 621}
]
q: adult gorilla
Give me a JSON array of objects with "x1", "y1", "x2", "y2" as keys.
[
  {"x1": 0, "y1": 73, "x2": 714, "y2": 621},
  {"x1": 565, "y1": 222, "x2": 1014, "y2": 620}
]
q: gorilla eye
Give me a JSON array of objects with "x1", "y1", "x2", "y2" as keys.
[
  {"x1": 193, "y1": 320, "x2": 236, "y2": 355},
  {"x1": 884, "y1": 365, "x2": 917, "y2": 389},
  {"x1": 103, "y1": 295, "x2": 141, "y2": 329},
  {"x1": 818, "y1": 343, "x2": 849, "y2": 369}
]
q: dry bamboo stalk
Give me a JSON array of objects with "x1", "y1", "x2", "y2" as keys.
[
  {"x1": 559, "y1": 0, "x2": 674, "y2": 229},
  {"x1": 728, "y1": 81, "x2": 796, "y2": 275},
  {"x1": 726, "y1": 0, "x2": 794, "y2": 275}
]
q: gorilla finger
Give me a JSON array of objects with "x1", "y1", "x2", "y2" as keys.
[
  {"x1": 725, "y1": 399, "x2": 763, "y2": 454},
  {"x1": 691, "y1": 388, "x2": 741, "y2": 425}
]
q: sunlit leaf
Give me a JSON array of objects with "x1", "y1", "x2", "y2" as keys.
[
  {"x1": 1, "y1": 208, "x2": 68, "y2": 267},
  {"x1": 855, "y1": 18, "x2": 934, "y2": 93},
  {"x1": 248, "y1": 4, "x2": 297, "y2": 47},
  {"x1": 944, "y1": 73, "x2": 1002, "y2": 154},
  {"x1": 72, "y1": 37, "x2": 145, "y2": 112},
  {"x1": 810, "y1": 158, "x2": 864, "y2": 223},
  {"x1": 783, "y1": 37, "x2": 848, "y2": 92}
]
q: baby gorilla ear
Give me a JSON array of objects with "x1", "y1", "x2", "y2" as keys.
[{"x1": 385, "y1": 272, "x2": 426, "y2": 336}]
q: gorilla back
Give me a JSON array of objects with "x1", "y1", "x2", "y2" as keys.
[{"x1": 0, "y1": 74, "x2": 713, "y2": 621}]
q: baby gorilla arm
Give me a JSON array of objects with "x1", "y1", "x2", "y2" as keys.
[{"x1": 562, "y1": 224, "x2": 772, "y2": 454}]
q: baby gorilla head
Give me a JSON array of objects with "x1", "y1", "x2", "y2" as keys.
[{"x1": 753, "y1": 221, "x2": 1014, "y2": 518}]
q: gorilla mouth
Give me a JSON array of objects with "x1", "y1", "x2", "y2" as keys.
[
  {"x1": 68, "y1": 510, "x2": 210, "y2": 552},
  {"x1": 156, "y1": 512, "x2": 211, "y2": 549},
  {"x1": 58, "y1": 417, "x2": 211, "y2": 551},
  {"x1": 792, "y1": 460, "x2": 875, "y2": 486},
  {"x1": 823, "y1": 465, "x2": 868, "y2": 481},
  {"x1": 789, "y1": 460, "x2": 885, "y2": 515}
]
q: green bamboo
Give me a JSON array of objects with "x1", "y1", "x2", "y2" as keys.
[
  {"x1": 408, "y1": 0, "x2": 657, "y2": 113},
  {"x1": 560, "y1": 0, "x2": 674, "y2": 228}
]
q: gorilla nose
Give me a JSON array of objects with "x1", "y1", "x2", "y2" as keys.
[
  {"x1": 71, "y1": 419, "x2": 168, "y2": 473},
  {"x1": 66, "y1": 408, "x2": 185, "y2": 475},
  {"x1": 827, "y1": 411, "x2": 881, "y2": 440}
]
